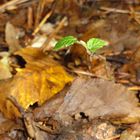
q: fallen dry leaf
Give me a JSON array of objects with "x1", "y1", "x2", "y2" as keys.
[
  {"x1": 0, "y1": 47, "x2": 73, "y2": 119},
  {"x1": 0, "y1": 52, "x2": 12, "y2": 80},
  {"x1": 55, "y1": 78, "x2": 140, "y2": 125},
  {"x1": 5, "y1": 22, "x2": 21, "y2": 53},
  {"x1": 91, "y1": 55, "x2": 114, "y2": 80},
  {"x1": 120, "y1": 129, "x2": 139, "y2": 140}
]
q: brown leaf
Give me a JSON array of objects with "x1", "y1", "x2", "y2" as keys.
[
  {"x1": 91, "y1": 55, "x2": 114, "y2": 80},
  {"x1": 55, "y1": 78, "x2": 140, "y2": 125},
  {"x1": 0, "y1": 135, "x2": 13, "y2": 140},
  {"x1": 5, "y1": 22, "x2": 21, "y2": 53},
  {"x1": 0, "y1": 120, "x2": 21, "y2": 135},
  {"x1": 0, "y1": 47, "x2": 73, "y2": 119},
  {"x1": 33, "y1": 87, "x2": 68, "y2": 121}
]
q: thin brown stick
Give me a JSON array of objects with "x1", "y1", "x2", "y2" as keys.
[
  {"x1": 41, "y1": 17, "x2": 67, "y2": 51},
  {"x1": 0, "y1": 0, "x2": 38, "y2": 13},
  {"x1": 35, "y1": 0, "x2": 48, "y2": 28},
  {"x1": 27, "y1": 7, "x2": 33, "y2": 29},
  {"x1": 7, "y1": 95, "x2": 25, "y2": 116},
  {"x1": 129, "y1": 6, "x2": 140, "y2": 24},
  {"x1": 72, "y1": 70, "x2": 96, "y2": 77},
  {"x1": 100, "y1": 6, "x2": 140, "y2": 15},
  {"x1": 33, "y1": 10, "x2": 52, "y2": 35},
  {"x1": 42, "y1": 18, "x2": 66, "y2": 51},
  {"x1": 35, "y1": 123, "x2": 60, "y2": 134},
  {"x1": 128, "y1": 86, "x2": 140, "y2": 91},
  {"x1": 104, "y1": 134, "x2": 120, "y2": 140}
]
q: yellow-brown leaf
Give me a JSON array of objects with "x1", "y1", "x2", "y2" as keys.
[{"x1": 0, "y1": 47, "x2": 73, "y2": 119}]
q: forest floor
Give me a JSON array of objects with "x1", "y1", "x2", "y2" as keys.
[{"x1": 0, "y1": 0, "x2": 140, "y2": 140}]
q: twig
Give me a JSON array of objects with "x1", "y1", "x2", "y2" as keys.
[
  {"x1": 67, "y1": 69, "x2": 110, "y2": 79},
  {"x1": 35, "y1": 123, "x2": 60, "y2": 134},
  {"x1": 0, "y1": 0, "x2": 38, "y2": 13},
  {"x1": 7, "y1": 95, "x2": 25, "y2": 116},
  {"x1": 72, "y1": 70, "x2": 96, "y2": 77},
  {"x1": 32, "y1": 10, "x2": 52, "y2": 35},
  {"x1": 100, "y1": 6, "x2": 140, "y2": 15},
  {"x1": 128, "y1": 86, "x2": 140, "y2": 91},
  {"x1": 27, "y1": 7, "x2": 33, "y2": 29},
  {"x1": 104, "y1": 134, "x2": 120, "y2": 140},
  {"x1": 41, "y1": 16, "x2": 67, "y2": 51},
  {"x1": 129, "y1": 6, "x2": 140, "y2": 24},
  {"x1": 101, "y1": 6, "x2": 140, "y2": 25},
  {"x1": 35, "y1": 0, "x2": 46, "y2": 27},
  {"x1": 33, "y1": 0, "x2": 55, "y2": 35}
]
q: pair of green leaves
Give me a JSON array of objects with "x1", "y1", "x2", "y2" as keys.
[{"x1": 53, "y1": 36, "x2": 108, "y2": 53}]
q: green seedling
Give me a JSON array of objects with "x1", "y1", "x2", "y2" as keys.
[{"x1": 53, "y1": 36, "x2": 108, "y2": 55}]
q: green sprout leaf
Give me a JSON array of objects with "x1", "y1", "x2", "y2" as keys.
[
  {"x1": 53, "y1": 36, "x2": 77, "y2": 50},
  {"x1": 86, "y1": 38, "x2": 108, "y2": 53}
]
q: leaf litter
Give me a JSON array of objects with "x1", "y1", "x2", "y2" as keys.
[
  {"x1": 32, "y1": 77, "x2": 140, "y2": 139},
  {"x1": 0, "y1": 0, "x2": 139, "y2": 140},
  {"x1": 54, "y1": 78, "x2": 140, "y2": 125}
]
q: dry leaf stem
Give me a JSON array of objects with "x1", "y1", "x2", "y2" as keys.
[
  {"x1": 33, "y1": 10, "x2": 52, "y2": 35},
  {"x1": 41, "y1": 17, "x2": 67, "y2": 51},
  {"x1": 34, "y1": 0, "x2": 47, "y2": 27},
  {"x1": 27, "y1": 7, "x2": 33, "y2": 29},
  {"x1": 0, "y1": 0, "x2": 38, "y2": 13},
  {"x1": 100, "y1": 6, "x2": 140, "y2": 15}
]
